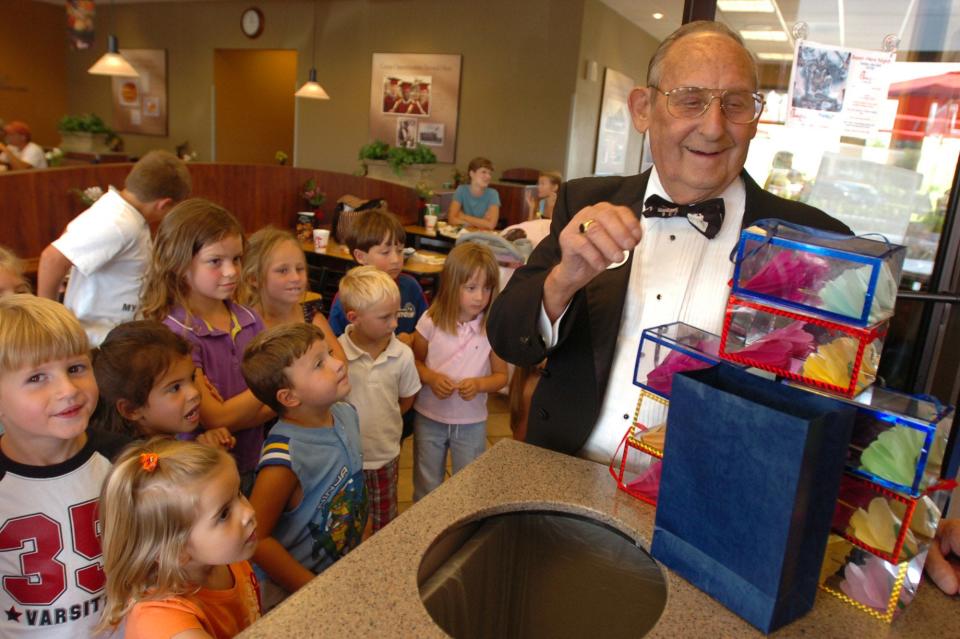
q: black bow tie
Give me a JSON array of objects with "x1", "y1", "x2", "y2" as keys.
[{"x1": 642, "y1": 194, "x2": 725, "y2": 239}]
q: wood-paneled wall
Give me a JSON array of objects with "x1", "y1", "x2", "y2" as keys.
[{"x1": 0, "y1": 164, "x2": 420, "y2": 261}]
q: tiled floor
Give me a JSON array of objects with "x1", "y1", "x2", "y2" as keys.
[{"x1": 397, "y1": 392, "x2": 512, "y2": 514}]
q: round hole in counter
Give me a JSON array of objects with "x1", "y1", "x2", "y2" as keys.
[{"x1": 417, "y1": 510, "x2": 666, "y2": 638}]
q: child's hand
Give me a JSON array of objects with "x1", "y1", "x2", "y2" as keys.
[
  {"x1": 396, "y1": 332, "x2": 415, "y2": 347},
  {"x1": 430, "y1": 374, "x2": 457, "y2": 399},
  {"x1": 458, "y1": 378, "x2": 479, "y2": 401},
  {"x1": 197, "y1": 427, "x2": 236, "y2": 450}
]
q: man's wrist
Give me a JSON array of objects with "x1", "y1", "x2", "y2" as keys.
[{"x1": 543, "y1": 264, "x2": 579, "y2": 321}]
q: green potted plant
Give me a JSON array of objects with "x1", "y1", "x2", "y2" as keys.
[
  {"x1": 358, "y1": 140, "x2": 436, "y2": 184},
  {"x1": 58, "y1": 113, "x2": 120, "y2": 153},
  {"x1": 387, "y1": 144, "x2": 437, "y2": 176}
]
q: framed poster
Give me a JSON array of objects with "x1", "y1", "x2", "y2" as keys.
[
  {"x1": 369, "y1": 53, "x2": 461, "y2": 163},
  {"x1": 594, "y1": 68, "x2": 636, "y2": 176},
  {"x1": 111, "y1": 49, "x2": 168, "y2": 136}
]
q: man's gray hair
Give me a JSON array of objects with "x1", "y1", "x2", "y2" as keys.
[{"x1": 647, "y1": 21, "x2": 760, "y2": 89}]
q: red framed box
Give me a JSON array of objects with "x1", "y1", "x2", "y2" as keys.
[
  {"x1": 830, "y1": 473, "x2": 947, "y2": 563},
  {"x1": 720, "y1": 294, "x2": 887, "y2": 398},
  {"x1": 609, "y1": 390, "x2": 669, "y2": 506}
]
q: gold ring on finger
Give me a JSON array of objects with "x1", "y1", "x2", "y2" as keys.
[{"x1": 579, "y1": 219, "x2": 596, "y2": 234}]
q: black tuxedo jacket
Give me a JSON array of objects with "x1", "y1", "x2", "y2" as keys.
[{"x1": 487, "y1": 169, "x2": 851, "y2": 455}]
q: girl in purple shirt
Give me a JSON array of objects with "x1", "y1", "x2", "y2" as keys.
[
  {"x1": 412, "y1": 243, "x2": 508, "y2": 500},
  {"x1": 140, "y1": 198, "x2": 273, "y2": 492}
]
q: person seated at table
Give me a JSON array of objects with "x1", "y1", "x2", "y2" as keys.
[
  {"x1": 0, "y1": 120, "x2": 47, "y2": 170},
  {"x1": 524, "y1": 170, "x2": 562, "y2": 220},
  {"x1": 448, "y1": 157, "x2": 501, "y2": 231},
  {"x1": 327, "y1": 210, "x2": 428, "y2": 347}
]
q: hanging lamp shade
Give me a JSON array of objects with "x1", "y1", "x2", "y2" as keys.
[
  {"x1": 295, "y1": 68, "x2": 330, "y2": 99},
  {"x1": 88, "y1": 35, "x2": 139, "y2": 77}
]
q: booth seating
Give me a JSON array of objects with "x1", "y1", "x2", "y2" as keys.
[{"x1": 499, "y1": 167, "x2": 539, "y2": 185}]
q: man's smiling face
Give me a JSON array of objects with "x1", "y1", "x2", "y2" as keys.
[{"x1": 632, "y1": 32, "x2": 759, "y2": 204}]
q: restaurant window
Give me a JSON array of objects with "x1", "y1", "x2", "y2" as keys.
[{"x1": 715, "y1": 0, "x2": 960, "y2": 392}]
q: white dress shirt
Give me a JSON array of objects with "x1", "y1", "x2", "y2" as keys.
[{"x1": 539, "y1": 167, "x2": 746, "y2": 464}]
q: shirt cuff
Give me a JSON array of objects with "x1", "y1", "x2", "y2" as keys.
[{"x1": 538, "y1": 301, "x2": 570, "y2": 349}]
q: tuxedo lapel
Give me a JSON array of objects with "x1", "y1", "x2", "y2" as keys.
[
  {"x1": 584, "y1": 170, "x2": 650, "y2": 401},
  {"x1": 741, "y1": 171, "x2": 766, "y2": 228}
]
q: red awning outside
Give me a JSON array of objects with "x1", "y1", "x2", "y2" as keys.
[{"x1": 888, "y1": 72, "x2": 960, "y2": 98}]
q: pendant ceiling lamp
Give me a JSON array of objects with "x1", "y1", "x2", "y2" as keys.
[
  {"x1": 88, "y1": 0, "x2": 139, "y2": 77},
  {"x1": 295, "y1": 1, "x2": 329, "y2": 99}
]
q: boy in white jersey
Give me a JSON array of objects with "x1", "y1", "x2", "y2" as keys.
[{"x1": 0, "y1": 295, "x2": 127, "y2": 637}]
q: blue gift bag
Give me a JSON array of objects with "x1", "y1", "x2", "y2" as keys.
[{"x1": 650, "y1": 365, "x2": 854, "y2": 633}]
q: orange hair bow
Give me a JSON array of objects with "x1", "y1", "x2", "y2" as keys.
[{"x1": 140, "y1": 452, "x2": 159, "y2": 472}]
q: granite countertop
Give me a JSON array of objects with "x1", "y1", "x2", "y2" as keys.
[{"x1": 239, "y1": 439, "x2": 957, "y2": 638}]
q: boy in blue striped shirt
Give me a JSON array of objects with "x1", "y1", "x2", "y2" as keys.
[{"x1": 242, "y1": 323, "x2": 367, "y2": 611}]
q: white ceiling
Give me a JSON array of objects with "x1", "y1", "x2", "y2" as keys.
[{"x1": 601, "y1": 0, "x2": 960, "y2": 59}]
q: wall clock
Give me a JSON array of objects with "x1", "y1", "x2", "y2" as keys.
[{"x1": 241, "y1": 7, "x2": 264, "y2": 39}]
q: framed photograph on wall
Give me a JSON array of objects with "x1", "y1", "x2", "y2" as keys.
[
  {"x1": 111, "y1": 49, "x2": 168, "y2": 136},
  {"x1": 369, "y1": 53, "x2": 461, "y2": 163},
  {"x1": 594, "y1": 67, "x2": 637, "y2": 176}
]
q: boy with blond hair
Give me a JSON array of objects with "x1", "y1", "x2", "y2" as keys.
[
  {"x1": 243, "y1": 323, "x2": 367, "y2": 610},
  {"x1": 337, "y1": 266, "x2": 420, "y2": 532},
  {"x1": 0, "y1": 295, "x2": 128, "y2": 637},
  {"x1": 327, "y1": 210, "x2": 428, "y2": 345}
]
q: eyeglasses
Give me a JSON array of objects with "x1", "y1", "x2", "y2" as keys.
[{"x1": 650, "y1": 86, "x2": 765, "y2": 124}]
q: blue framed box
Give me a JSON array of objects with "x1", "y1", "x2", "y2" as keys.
[
  {"x1": 633, "y1": 322, "x2": 726, "y2": 399},
  {"x1": 800, "y1": 383, "x2": 955, "y2": 495},
  {"x1": 844, "y1": 386, "x2": 952, "y2": 496},
  {"x1": 731, "y1": 223, "x2": 906, "y2": 327}
]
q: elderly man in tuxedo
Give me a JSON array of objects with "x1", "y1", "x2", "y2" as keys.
[{"x1": 488, "y1": 21, "x2": 849, "y2": 459}]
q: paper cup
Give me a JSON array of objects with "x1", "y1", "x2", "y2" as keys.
[
  {"x1": 313, "y1": 228, "x2": 330, "y2": 253},
  {"x1": 424, "y1": 214, "x2": 438, "y2": 234}
]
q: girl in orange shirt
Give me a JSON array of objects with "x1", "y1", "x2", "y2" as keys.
[{"x1": 98, "y1": 438, "x2": 261, "y2": 638}]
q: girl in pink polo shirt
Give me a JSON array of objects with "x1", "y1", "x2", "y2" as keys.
[{"x1": 412, "y1": 243, "x2": 508, "y2": 500}]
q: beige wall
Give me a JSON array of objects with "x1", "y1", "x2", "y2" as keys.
[
  {"x1": 66, "y1": 1, "x2": 315, "y2": 162},
  {"x1": 0, "y1": 0, "x2": 68, "y2": 147},
  {"x1": 57, "y1": 1, "x2": 660, "y2": 180},
  {"x1": 64, "y1": 0, "x2": 585, "y2": 182},
  {"x1": 565, "y1": 0, "x2": 658, "y2": 179}
]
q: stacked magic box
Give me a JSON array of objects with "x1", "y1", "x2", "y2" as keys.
[
  {"x1": 611, "y1": 222, "x2": 957, "y2": 624},
  {"x1": 610, "y1": 321, "x2": 729, "y2": 505},
  {"x1": 721, "y1": 223, "x2": 903, "y2": 398},
  {"x1": 719, "y1": 222, "x2": 955, "y2": 623},
  {"x1": 814, "y1": 386, "x2": 954, "y2": 622}
]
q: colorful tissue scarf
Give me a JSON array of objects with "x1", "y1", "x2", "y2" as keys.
[
  {"x1": 847, "y1": 497, "x2": 919, "y2": 558},
  {"x1": 736, "y1": 321, "x2": 816, "y2": 369},
  {"x1": 645, "y1": 341, "x2": 719, "y2": 396},
  {"x1": 742, "y1": 249, "x2": 831, "y2": 303},
  {"x1": 802, "y1": 337, "x2": 878, "y2": 393},
  {"x1": 820, "y1": 262, "x2": 897, "y2": 324},
  {"x1": 859, "y1": 426, "x2": 925, "y2": 488}
]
